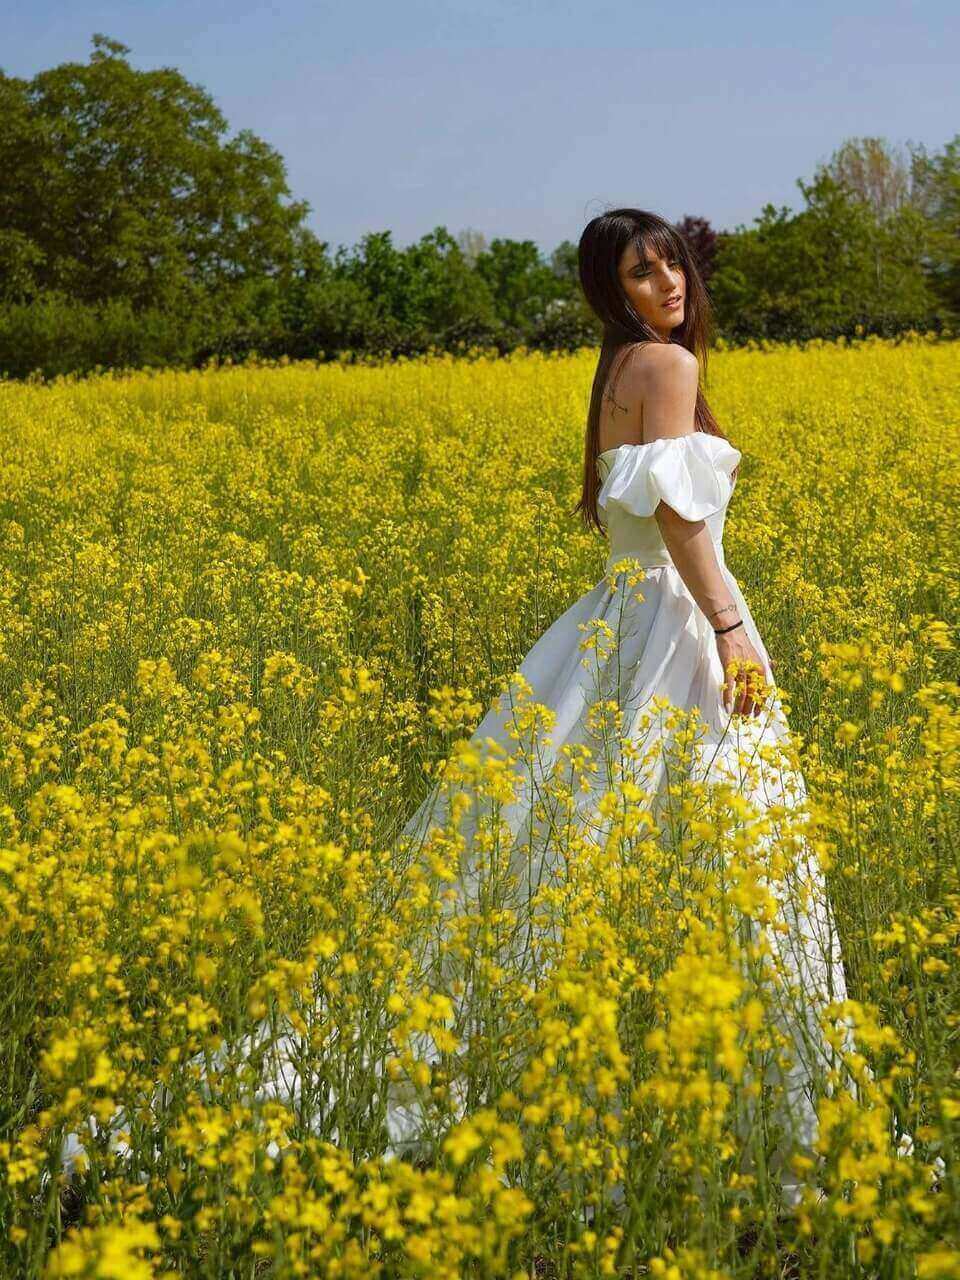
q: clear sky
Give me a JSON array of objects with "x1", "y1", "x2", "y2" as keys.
[{"x1": 5, "y1": 0, "x2": 958, "y2": 257}]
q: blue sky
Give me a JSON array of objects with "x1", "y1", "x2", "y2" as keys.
[{"x1": 5, "y1": 1, "x2": 957, "y2": 257}]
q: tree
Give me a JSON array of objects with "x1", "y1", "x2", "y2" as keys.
[
  {"x1": 548, "y1": 240, "x2": 579, "y2": 288},
  {"x1": 814, "y1": 136, "x2": 949, "y2": 319},
  {"x1": 821, "y1": 136, "x2": 914, "y2": 222},
  {"x1": 709, "y1": 154, "x2": 944, "y2": 341},
  {"x1": 329, "y1": 227, "x2": 500, "y2": 355},
  {"x1": 675, "y1": 215, "x2": 719, "y2": 283},
  {"x1": 0, "y1": 34, "x2": 309, "y2": 309},
  {"x1": 456, "y1": 228, "x2": 488, "y2": 269},
  {"x1": 473, "y1": 238, "x2": 565, "y2": 332},
  {"x1": 910, "y1": 133, "x2": 960, "y2": 315}
]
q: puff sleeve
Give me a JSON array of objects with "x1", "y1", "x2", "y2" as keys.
[{"x1": 597, "y1": 433, "x2": 741, "y2": 524}]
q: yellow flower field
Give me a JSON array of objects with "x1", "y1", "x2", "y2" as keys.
[{"x1": 0, "y1": 336, "x2": 958, "y2": 1278}]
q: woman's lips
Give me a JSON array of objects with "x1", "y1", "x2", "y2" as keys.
[{"x1": 662, "y1": 295, "x2": 683, "y2": 311}]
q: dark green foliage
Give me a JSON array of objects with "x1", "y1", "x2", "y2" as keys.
[
  {"x1": 0, "y1": 34, "x2": 306, "y2": 311},
  {"x1": 911, "y1": 136, "x2": 960, "y2": 317},
  {"x1": 709, "y1": 169, "x2": 948, "y2": 342}
]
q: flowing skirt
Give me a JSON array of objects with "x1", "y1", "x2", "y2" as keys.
[{"x1": 391, "y1": 559, "x2": 858, "y2": 1209}]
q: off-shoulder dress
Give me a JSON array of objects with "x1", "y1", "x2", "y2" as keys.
[{"x1": 394, "y1": 430, "x2": 862, "y2": 1207}]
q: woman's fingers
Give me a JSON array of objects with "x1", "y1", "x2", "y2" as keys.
[
  {"x1": 724, "y1": 664, "x2": 738, "y2": 714},
  {"x1": 725, "y1": 660, "x2": 742, "y2": 715},
  {"x1": 725, "y1": 659, "x2": 766, "y2": 718},
  {"x1": 747, "y1": 666, "x2": 769, "y2": 717},
  {"x1": 743, "y1": 667, "x2": 758, "y2": 717}
]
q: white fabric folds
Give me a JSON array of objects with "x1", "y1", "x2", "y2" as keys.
[{"x1": 597, "y1": 432, "x2": 741, "y2": 524}]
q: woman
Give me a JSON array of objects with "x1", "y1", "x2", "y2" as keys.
[{"x1": 394, "y1": 209, "x2": 854, "y2": 1212}]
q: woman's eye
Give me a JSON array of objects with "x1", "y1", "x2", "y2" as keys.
[{"x1": 635, "y1": 261, "x2": 682, "y2": 277}]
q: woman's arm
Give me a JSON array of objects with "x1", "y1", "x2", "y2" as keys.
[
  {"x1": 656, "y1": 509, "x2": 770, "y2": 718},
  {"x1": 619, "y1": 344, "x2": 767, "y2": 716}
]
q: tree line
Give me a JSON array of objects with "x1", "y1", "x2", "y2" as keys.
[{"x1": 1, "y1": 35, "x2": 957, "y2": 379}]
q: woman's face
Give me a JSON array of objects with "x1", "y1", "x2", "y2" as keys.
[{"x1": 617, "y1": 239, "x2": 686, "y2": 338}]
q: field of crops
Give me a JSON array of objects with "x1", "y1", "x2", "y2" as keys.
[{"x1": 0, "y1": 338, "x2": 958, "y2": 1278}]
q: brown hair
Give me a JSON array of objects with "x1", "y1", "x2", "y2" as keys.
[{"x1": 572, "y1": 208, "x2": 734, "y2": 534}]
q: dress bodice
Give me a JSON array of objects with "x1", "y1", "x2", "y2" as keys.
[{"x1": 596, "y1": 432, "x2": 741, "y2": 576}]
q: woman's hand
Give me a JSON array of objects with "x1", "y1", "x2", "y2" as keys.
[{"x1": 715, "y1": 627, "x2": 769, "y2": 717}]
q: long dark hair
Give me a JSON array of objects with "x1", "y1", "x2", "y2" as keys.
[{"x1": 573, "y1": 208, "x2": 734, "y2": 534}]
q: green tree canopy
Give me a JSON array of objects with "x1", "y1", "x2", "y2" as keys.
[
  {"x1": 710, "y1": 163, "x2": 943, "y2": 341},
  {"x1": 911, "y1": 133, "x2": 960, "y2": 316},
  {"x1": 0, "y1": 34, "x2": 309, "y2": 308}
]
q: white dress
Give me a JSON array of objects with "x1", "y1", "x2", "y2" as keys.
[
  {"x1": 59, "y1": 432, "x2": 935, "y2": 1210},
  {"x1": 393, "y1": 431, "x2": 857, "y2": 1208}
]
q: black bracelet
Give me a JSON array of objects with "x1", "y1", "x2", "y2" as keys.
[{"x1": 714, "y1": 619, "x2": 744, "y2": 636}]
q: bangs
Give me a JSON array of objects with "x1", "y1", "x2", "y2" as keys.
[{"x1": 634, "y1": 227, "x2": 680, "y2": 266}]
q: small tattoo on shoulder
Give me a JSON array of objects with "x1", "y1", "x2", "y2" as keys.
[{"x1": 603, "y1": 387, "x2": 630, "y2": 416}]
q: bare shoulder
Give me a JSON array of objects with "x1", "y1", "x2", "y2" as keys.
[
  {"x1": 627, "y1": 341, "x2": 698, "y2": 383},
  {"x1": 617, "y1": 341, "x2": 698, "y2": 398},
  {"x1": 620, "y1": 342, "x2": 700, "y2": 442}
]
